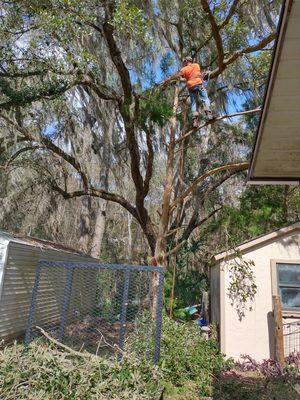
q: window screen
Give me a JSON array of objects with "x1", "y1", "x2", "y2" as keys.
[{"x1": 277, "y1": 263, "x2": 300, "y2": 309}]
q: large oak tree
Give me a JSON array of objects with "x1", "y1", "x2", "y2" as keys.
[{"x1": 0, "y1": 0, "x2": 280, "y2": 265}]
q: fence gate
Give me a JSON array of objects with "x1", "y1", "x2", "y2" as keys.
[
  {"x1": 25, "y1": 260, "x2": 164, "y2": 363},
  {"x1": 283, "y1": 321, "x2": 300, "y2": 357}
]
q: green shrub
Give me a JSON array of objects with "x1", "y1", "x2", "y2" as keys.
[{"x1": 159, "y1": 317, "x2": 232, "y2": 397}]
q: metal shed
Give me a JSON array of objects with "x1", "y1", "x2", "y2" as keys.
[{"x1": 0, "y1": 231, "x2": 97, "y2": 344}]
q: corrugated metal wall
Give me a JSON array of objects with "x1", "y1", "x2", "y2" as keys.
[
  {"x1": 0, "y1": 241, "x2": 97, "y2": 343},
  {"x1": 0, "y1": 236, "x2": 10, "y2": 309}
]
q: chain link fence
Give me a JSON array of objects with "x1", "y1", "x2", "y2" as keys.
[
  {"x1": 25, "y1": 260, "x2": 164, "y2": 363},
  {"x1": 283, "y1": 320, "x2": 300, "y2": 356}
]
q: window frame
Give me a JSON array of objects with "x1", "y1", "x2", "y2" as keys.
[{"x1": 271, "y1": 259, "x2": 300, "y2": 316}]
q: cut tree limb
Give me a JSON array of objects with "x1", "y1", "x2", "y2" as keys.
[{"x1": 36, "y1": 326, "x2": 96, "y2": 359}]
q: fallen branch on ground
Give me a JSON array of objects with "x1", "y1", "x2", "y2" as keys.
[{"x1": 35, "y1": 326, "x2": 110, "y2": 363}]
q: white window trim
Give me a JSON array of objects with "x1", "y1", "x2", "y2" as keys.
[{"x1": 270, "y1": 259, "x2": 300, "y2": 318}]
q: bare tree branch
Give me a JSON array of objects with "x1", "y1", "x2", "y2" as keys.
[
  {"x1": 220, "y1": 0, "x2": 243, "y2": 29},
  {"x1": 194, "y1": 0, "x2": 245, "y2": 57},
  {"x1": 2, "y1": 138, "x2": 141, "y2": 226},
  {"x1": 171, "y1": 162, "x2": 249, "y2": 207},
  {"x1": 181, "y1": 206, "x2": 222, "y2": 243},
  {"x1": 5, "y1": 145, "x2": 45, "y2": 167},
  {"x1": 210, "y1": 32, "x2": 276, "y2": 78},
  {"x1": 143, "y1": 126, "x2": 154, "y2": 197},
  {"x1": 163, "y1": 239, "x2": 187, "y2": 259},
  {"x1": 50, "y1": 181, "x2": 139, "y2": 220},
  {"x1": 102, "y1": 20, "x2": 133, "y2": 100},
  {"x1": 197, "y1": 206, "x2": 223, "y2": 227},
  {"x1": 80, "y1": 78, "x2": 119, "y2": 101},
  {"x1": 155, "y1": 86, "x2": 180, "y2": 257},
  {"x1": 200, "y1": 0, "x2": 225, "y2": 71},
  {"x1": 0, "y1": 114, "x2": 89, "y2": 190},
  {"x1": 0, "y1": 70, "x2": 48, "y2": 78},
  {"x1": 177, "y1": 164, "x2": 244, "y2": 242},
  {"x1": 175, "y1": 107, "x2": 261, "y2": 145},
  {"x1": 179, "y1": 165, "x2": 244, "y2": 241}
]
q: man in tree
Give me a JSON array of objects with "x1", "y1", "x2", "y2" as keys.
[{"x1": 164, "y1": 57, "x2": 213, "y2": 124}]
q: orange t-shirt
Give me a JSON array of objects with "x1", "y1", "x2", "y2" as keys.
[{"x1": 180, "y1": 63, "x2": 203, "y2": 89}]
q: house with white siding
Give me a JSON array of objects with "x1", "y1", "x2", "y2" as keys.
[{"x1": 211, "y1": 222, "x2": 300, "y2": 361}]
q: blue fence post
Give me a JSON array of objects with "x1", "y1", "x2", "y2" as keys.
[
  {"x1": 153, "y1": 268, "x2": 164, "y2": 364},
  {"x1": 58, "y1": 265, "x2": 74, "y2": 342},
  {"x1": 25, "y1": 262, "x2": 42, "y2": 345},
  {"x1": 117, "y1": 269, "x2": 130, "y2": 362}
]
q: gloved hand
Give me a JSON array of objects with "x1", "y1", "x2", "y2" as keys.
[{"x1": 202, "y1": 71, "x2": 211, "y2": 81}]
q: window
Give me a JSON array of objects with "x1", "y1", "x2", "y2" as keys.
[{"x1": 277, "y1": 263, "x2": 300, "y2": 310}]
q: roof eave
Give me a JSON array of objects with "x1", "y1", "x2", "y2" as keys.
[
  {"x1": 213, "y1": 222, "x2": 300, "y2": 263},
  {"x1": 247, "y1": 0, "x2": 296, "y2": 183},
  {"x1": 247, "y1": 178, "x2": 300, "y2": 186}
]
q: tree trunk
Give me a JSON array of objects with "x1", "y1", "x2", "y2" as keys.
[
  {"x1": 89, "y1": 107, "x2": 115, "y2": 259},
  {"x1": 151, "y1": 87, "x2": 179, "y2": 314},
  {"x1": 127, "y1": 212, "x2": 133, "y2": 262},
  {"x1": 79, "y1": 196, "x2": 92, "y2": 254},
  {"x1": 90, "y1": 198, "x2": 107, "y2": 259},
  {"x1": 155, "y1": 86, "x2": 179, "y2": 264}
]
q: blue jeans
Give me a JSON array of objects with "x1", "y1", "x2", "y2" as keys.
[{"x1": 189, "y1": 85, "x2": 211, "y2": 113}]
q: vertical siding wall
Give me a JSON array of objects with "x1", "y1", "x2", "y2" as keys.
[
  {"x1": 0, "y1": 238, "x2": 10, "y2": 309},
  {"x1": 210, "y1": 265, "x2": 221, "y2": 331},
  {"x1": 0, "y1": 241, "x2": 97, "y2": 343}
]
